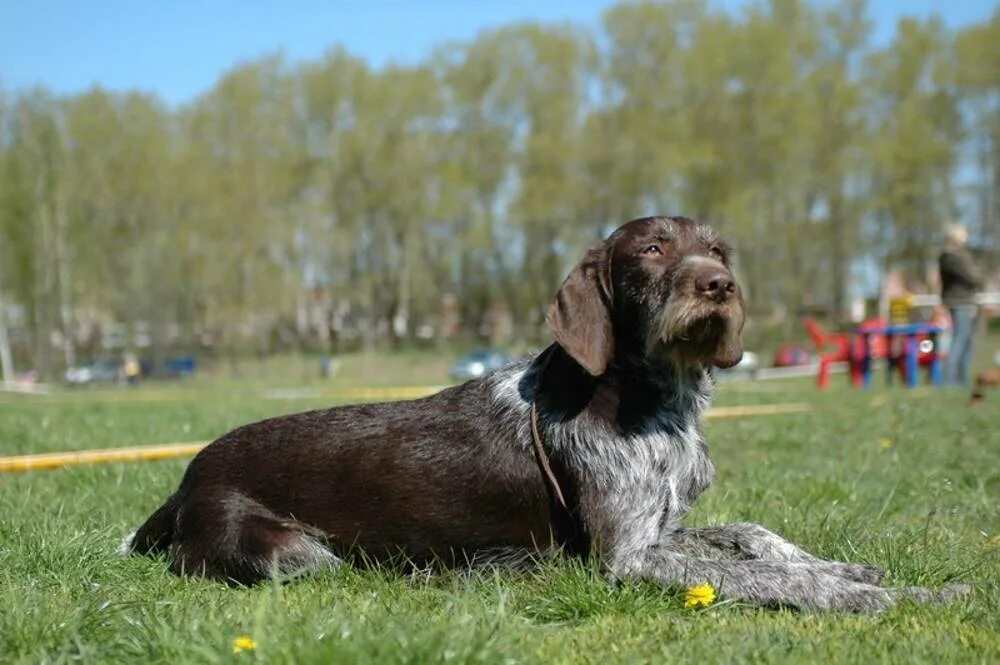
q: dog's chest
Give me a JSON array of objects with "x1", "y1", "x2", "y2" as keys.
[
  {"x1": 615, "y1": 425, "x2": 708, "y2": 505},
  {"x1": 489, "y1": 363, "x2": 715, "y2": 531},
  {"x1": 559, "y1": 411, "x2": 715, "y2": 531}
]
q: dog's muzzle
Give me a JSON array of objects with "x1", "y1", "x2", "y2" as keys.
[{"x1": 652, "y1": 257, "x2": 745, "y2": 367}]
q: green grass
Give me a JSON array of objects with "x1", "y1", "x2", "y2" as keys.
[{"x1": 1, "y1": 361, "x2": 999, "y2": 663}]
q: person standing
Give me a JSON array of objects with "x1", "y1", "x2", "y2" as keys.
[
  {"x1": 123, "y1": 351, "x2": 141, "y2": 386},
  {"x1": 939, "y1": 224, "x2": 983, "y2": 386}
]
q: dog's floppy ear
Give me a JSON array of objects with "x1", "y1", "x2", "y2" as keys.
[{"x1": 546, "y1": 243, "x2": 614, "y2": 376}]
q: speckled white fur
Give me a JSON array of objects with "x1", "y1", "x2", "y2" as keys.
[{"x1": 485, "y1": 361, "x2": 933, "y2": 613}]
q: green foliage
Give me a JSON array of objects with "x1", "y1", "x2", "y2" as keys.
[{"x1": 1, "y1": 1, "x2": 997, "y2": 375}]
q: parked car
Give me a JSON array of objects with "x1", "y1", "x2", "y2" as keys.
[
  {"x1": 164, "y1": 355, "x2": 198, "y2": 377},
  {"x1": 450, "y1": 349, "x2": 514, "y2": 381},
  {"x1": 64, "y1": 359, "x2": 124, "y2": 385}
]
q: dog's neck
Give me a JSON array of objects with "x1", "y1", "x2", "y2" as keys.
[
  {"x1": 613, "y1": 351, "x2": 713, "y2": 434},
  {"x1": 521, "y1": 344, "x2": 713, "y2": 435}
]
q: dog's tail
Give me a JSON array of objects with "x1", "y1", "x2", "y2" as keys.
[{"x1": 119, "y1": 493, "x2": 181, "y2": 557}]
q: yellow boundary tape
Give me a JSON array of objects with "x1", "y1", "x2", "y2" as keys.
[
  {"x1": 705, "y1": 403, "x2": 812, "y2": 418},
  {"x1": 0, "y1": 385, "x2": 452, "y2": 405},
  {"x1": 330, "y1": 386, "x2": 450, "y2": 400},
  {"x1": 0, "y1": 442, "x2": 208, "y2": 473},
  {"x1": 0, "y1": 402, "x2": 811, "y2": 473}
]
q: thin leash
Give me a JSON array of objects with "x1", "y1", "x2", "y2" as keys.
[{"x1": 530, "y1": 401, "x2": 568, "y2": 511}]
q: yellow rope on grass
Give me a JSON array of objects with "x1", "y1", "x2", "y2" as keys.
[
  {"x1": 706, "y1": 403, "x2": 812, "y2": 418},
  {"x1": 0, "y1": 442, "x2": 208, "y2": 473},
  {"x1": 0, "y1": 402, "x2": 811, "y2": 473}
]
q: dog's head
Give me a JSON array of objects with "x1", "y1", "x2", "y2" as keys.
[{"x1": 547, "y1": 216, "x2": 746, "y2": 376}]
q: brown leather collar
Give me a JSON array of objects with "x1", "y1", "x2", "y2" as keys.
[{"x1": 530, "y1": 402, "x2": 568, "y2": 511}]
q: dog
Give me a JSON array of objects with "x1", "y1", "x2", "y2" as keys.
[
  {"x1": 123, "y1": 216, "x2": 966, "y2": 612},
  {"x1": 970, "y1": 368, "x2": 1000, "y2": 406}
]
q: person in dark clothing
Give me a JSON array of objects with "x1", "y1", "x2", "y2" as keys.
[{"x1": 939, "y1": 224, "x2": 983, "y2": 386}]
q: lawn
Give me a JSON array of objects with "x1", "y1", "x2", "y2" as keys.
[{"x1": 1, "y1": 358, "x2": 998, "y2": 664}]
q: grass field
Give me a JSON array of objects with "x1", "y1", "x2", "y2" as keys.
[{"x1": 1, "y1": 356, "x2": 999, "y2": 663}]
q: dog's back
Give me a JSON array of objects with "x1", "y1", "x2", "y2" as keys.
[{"x1": 125, "y1": 371, "x2": 554, "y2": 583}]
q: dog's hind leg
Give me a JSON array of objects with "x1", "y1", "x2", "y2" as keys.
[
  {"x1": 124, "y1": 493, "x2": 182, "y2": 556},
  {"x1": 169, "y1": 489, "x2": 340, "y2": 585}
]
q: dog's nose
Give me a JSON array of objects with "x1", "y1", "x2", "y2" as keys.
[{"x1": 695, "y1": 271, "x2": 736, "y2": 299}]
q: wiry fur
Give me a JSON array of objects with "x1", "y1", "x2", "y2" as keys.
[
  {"x1": 124, "y1": 216, "x2": 968, "y2": 611},
  {"x1": 489, "y1": 358, "x2": 931, "y2": 613}
]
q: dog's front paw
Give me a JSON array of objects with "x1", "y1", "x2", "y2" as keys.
[
  {"x1": 816, "y1": 562, "x2": 885, "y2": 586},
  {"x1": 816, "y1": 584, "x2": 894, "y2": 614},
  {"x1": 838, "y1": 563, "x2": 885, "y2": 586},
  {"x1": 762, "y1": 574, "x2": 895, "y2": 613},
  {"x1": 940, "y1": 583, "x2": 973, "y2": 601},
  {"x1": 890, "y1": 583, "x2": 972, "y2": 605}
]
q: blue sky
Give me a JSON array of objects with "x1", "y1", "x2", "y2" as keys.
[{"x1": 1, "y1": 0, "x2": 995, "y2": 107}]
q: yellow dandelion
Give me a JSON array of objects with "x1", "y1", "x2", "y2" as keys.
[
  {"x1": 232, "y1": 636, "x2": 257, "y2": 654},
  {"x1": 685, "y1": 583, "x2": 717, "y2": 608},
  {"x1": 879, "y1": 438, "x2": 893, "y2": 449}
]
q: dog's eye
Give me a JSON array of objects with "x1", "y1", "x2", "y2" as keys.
[
  {"x1": 709, "y1": 246, "x2": 724, "y2": 261},
  {"x1": 641, "y1": 244, "x2": 663, "y2": 256}
]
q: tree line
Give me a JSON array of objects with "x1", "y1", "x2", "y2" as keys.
[{"x1": 1, "y1": 0, "x2": 998, "y2": 379}]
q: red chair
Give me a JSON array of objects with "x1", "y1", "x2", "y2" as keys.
[
  {"x1": 805, "y1": 318, "x2": 861, "y2": 390},
  {"x1": 804, "y1": 318, "x2": 870, "y2": 389},
  {"x1": 807, "y1": 312, "x2": 949, "y2": 389}
]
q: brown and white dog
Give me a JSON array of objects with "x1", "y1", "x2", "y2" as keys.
[{"x1": 123, "y1": 216, "x2": 966, "y2": 612}]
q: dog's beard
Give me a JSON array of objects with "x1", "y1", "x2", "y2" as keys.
[{"x1": 650, "y1": 296, "x2": 743, "y2": 368}]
